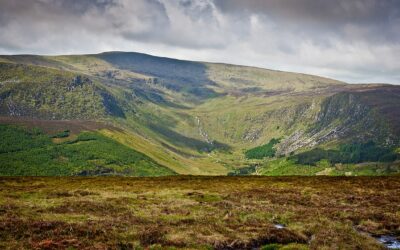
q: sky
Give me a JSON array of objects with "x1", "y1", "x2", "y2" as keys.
[{"x1": 0, "y1": 0, "x2": 399, "y2": 84}]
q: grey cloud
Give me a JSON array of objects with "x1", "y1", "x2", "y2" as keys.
[
  {"x1": 179, "y1": 0, "x2": 217, "y2": 21},
  {"x1": 0, "y1": 0, "x2": 399, "y2": 83},
  {"x1": 214, "y1": 0, "x2": 400, "y2": 44},
  {"x1": 214, "y1": 0, "x2": 398, "y2": 25}
]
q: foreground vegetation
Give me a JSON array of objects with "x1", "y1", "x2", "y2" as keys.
[{"x1": 0, "y1": 176, "x2": 398, "y2": 249}]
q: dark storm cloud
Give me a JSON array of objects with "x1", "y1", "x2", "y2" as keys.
[{"x1": 0, "y1": 0, "x2": 399, "y2": 83}]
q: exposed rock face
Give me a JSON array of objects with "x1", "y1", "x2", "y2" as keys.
[
  {"x1": 242, "y1": 127, "x2": 263, "y2": 142},
  {"x1": 196, "y1": 116, "x2": 213, "y2": 145},
  {"x1": 277, "y1": 92, "x2": 397, "y2": 155}
]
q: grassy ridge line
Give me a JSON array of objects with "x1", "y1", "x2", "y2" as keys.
[
  {"x1": 206, "y1": 62, "x2": 345, "y2": 92},
  {"x1": 1, "y1": 52, "x2": 346, "y2": 90}
]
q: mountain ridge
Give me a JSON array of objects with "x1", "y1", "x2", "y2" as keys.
[
  {"x1": 0, "y1": 51, "x2": 399, "y2": 176},
  {"x1": 0, "y1": 50, "x2": 351, "y2": 82}
]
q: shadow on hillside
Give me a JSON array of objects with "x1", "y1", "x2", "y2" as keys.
[
  {"x1": 97, "y1": 52, "x2": 221, "y2": 100},
  {"x1": 133, "y1": 88, "x2": 190, "y2": 109},
  {"x1": 148, "y1": 123, "x2": 231, "y2": 153}
]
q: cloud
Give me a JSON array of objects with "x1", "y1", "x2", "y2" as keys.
[{"x1": 0, "y1": 0, "x2": 399, "y2": 83}]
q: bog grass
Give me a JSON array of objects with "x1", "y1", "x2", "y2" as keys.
[{"x1": 0, "y1": 176, "x2": 398, "y2": 249}]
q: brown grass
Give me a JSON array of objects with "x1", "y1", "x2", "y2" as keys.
[
  {"x1": 0, "y1": 116, "x2": 117, "y2": 135},
  {"x1": 0, "y1": 176, "x2": 398, "y2": 249}
]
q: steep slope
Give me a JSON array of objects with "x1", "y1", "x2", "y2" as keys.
[
  {"x1": 0, "y1": 62, "x2": 124, "y2": 119},
  {"x1": 0, "y1": 51, "x2": 398, "y2": 176},
  {"x1": 278, "y1": 87, "x2": 400, "y2": 154},
  {"x1": 0, "y1": 124, "x2": 174, "y2": 176}
]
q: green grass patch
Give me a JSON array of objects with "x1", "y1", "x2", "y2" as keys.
[
  {"x1": 292, "y1": 141, "x2": 398, "y2": 165},
  {"x1": 0, "y1": 125, "x2": 51, "y2": 153},
  {"x1": 245, "y1": 138, "x2": 280, "y2": 159},
  {"x1": 258, "y1": 158, "x2": 325, "y2": 176},
  {"x1": 51, "y1": 130, "x2": 70, "y2": 138},
  {"x1": 0, "y1": 125, "x2": 175, "y2": 176}
]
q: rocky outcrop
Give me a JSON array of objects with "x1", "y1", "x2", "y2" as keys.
[{"x1": 277, "y1": 92, "x2": 397, "y2": 155}]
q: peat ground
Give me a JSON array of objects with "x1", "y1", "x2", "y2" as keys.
[{"x1": 0, "y1": 176, "x2": 399, "y2": 249}]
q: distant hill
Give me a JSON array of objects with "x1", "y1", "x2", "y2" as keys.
[{"x1": 0, "y1": 51, "x2": 399, "y2": 176}]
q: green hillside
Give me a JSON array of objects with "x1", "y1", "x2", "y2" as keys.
[
  {"x1": 0, "y1": 124, "x2": 174, "y2": 176},
  {"x1": 0, "y1": 51, "x2": 399, "y2": 176}
]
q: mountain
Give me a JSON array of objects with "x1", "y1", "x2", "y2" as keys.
[{"x1": 0, "y1": 51, "x2": 399, "y2": 176}]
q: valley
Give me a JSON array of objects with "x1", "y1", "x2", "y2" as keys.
[
  {"x1": 1, "y1": 1, "x2": 399, "y2": 250},
  {"x1": 0, "y1": 52, "x2": 399, "y2": 176}
]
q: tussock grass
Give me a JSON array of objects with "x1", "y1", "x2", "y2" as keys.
[{"x1": 0, "y1": 176, "x2": 397, "y2": 249}]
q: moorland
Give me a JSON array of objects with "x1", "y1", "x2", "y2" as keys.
[{"x1": 1, "y1": 176, "x2": 399, "y2": 249}]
